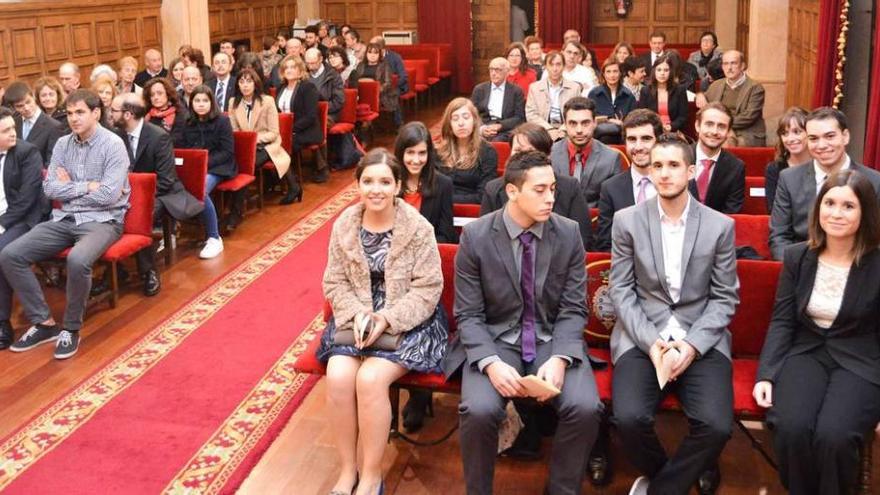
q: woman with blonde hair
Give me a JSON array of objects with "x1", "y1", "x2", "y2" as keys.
[
  {"x1": 33, "y1": 77, "x2": 68, "y2": 125},
  {"x1": 117, "y1": 56, "x2": 143, "y2": 95},
  {"x1": 612, "y1": 41, "x2": 636, "y2": 64},
  {"x1": 435, "y1": 97, "x2": 498, "y2": 204},
  {"x1": 91, "y1": 75, "x2": 117, "y2": 127}
]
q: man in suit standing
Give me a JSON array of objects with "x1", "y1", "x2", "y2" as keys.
[
  {"x1": 446, "y1": 150, "x2": 601, "y2": 495},
  {"x1": 0, "y1": 108, "x2": 45, "y2": 349},
  {"x1": 687, "y1": 102, "x2": 745, "y2": 214},
  {"x1": 703, "y1": 50, "x2": 766, "y2": 147},
  {"x1": 610, "y1": 135, "x2": 739, "y2": 495},
  {"x1": 596, "y1": 109, "x2": 663, "y2": 252},
  {"x1": 5, "y1": 82, "x2": 63, "y2": 164},
  {"x1": 208, "y1": 52, "x2": 236, "y2": 113},
  {"x1": 549, "y1": 97, "x2": 622, "y2": 207},
  {"x1": 470, "y1": 58, "x2": 525, "y2": 143},
  {"x1": 769, "y1": 107, "x2": 880, "y2": 260},
  {"x1": 134, "y1": 49, "x2": 168, "y2": 88}
]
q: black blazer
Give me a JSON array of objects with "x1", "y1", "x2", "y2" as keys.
[
  {"x1": 596, "y1": 170, "x2": 637, "y2": 252},
  {"x1": 15, "y1": 112, "x2": 63, "y2": 164},
  {"x1": 687, "y1": 148, "x2": 745, "y2": 214},
  {"x1": 470, "y1": 81, "x2": 526, "y2": 132},
  {"x1": 439, "y1": 141, "x2": 498, "y2": 205},
  {"x1": 418, "y1": 173, "x2": 457, "y2": 244},
  {"x1": 480, "y1": 173, "x2": 592, "y2": 249},
  {"x1": 0, "y1": 140, "x2": 45, "y2": 229},
  {"x1": 207, "y1": 76, "x2": 237, "y2": 113},
  {"x1": 275, "y1": 80, "x2": 322, "y2": 149},
  {"x1": 757, "y1": 243, "x2": 880, "y2": 386},
  {"x1": 178, "y1": 114, "x2": 237, "y2": 179},
  {"x1": 637, "y1": 84, "x2": 689, "y2": 132},
  {"x1": 135, "y1": 68, "x2": 169, "y2": 88},
  {"x1": 764, "y1": 158, "x2": 787, "y2": 213}
]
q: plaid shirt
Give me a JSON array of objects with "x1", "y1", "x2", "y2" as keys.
[{"x1": 45, "y1": 124, "x2": 130, "y2": 224}]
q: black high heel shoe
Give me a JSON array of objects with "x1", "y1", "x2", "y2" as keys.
[
  {"x1": 279, "y1": 188, "x2": 303, "y2": 205},
  {"x1": 280, "y1": 171, "x2": 303, "y2": 205}
]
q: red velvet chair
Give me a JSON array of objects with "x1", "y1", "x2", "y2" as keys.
[
  {"x1": 742, "y1": 176, "x2": 768, "y2": 215},
  {"x1": 293, "y1": 102, "x2": 329, "y2": 184},
  {"x1": 730, "y1": 214, "x2": 771, "y2": 259},
  {"x1": 168, "y1": 149, "x2": 208, "y2": 264},
  {"x1": 259, "y1": 112, "x2": 294, "y2": 203},
  {"x1": 397, "y1": 68, "x2": 418, "y2": 115},
  {"x1": 607, "y1": 145, "x2": 630, "y2": 170},
  {"x1": 453, "y1": 203, "x2": 481, "y2": 218},
  {"x1": 356, "y1": 80, "x2": 381, "y2": 125},
  {"x1": 490, "y1": 141, "x2": 511, "y2": 176},
  {"x1": 404, "y1": 59, "x2": 430, "y2": 105},
  {"x1": 216, "y1": 131, "x2": 258, "y2": 221},
  {"x1": 729, "y1": 146, "x2": 775, "y2": 177},
  {"x1": 330, "y1": 88, "x2": 358, "y2": 135}
]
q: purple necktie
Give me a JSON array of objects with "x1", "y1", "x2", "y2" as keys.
[
  {"x1": 637, "y1": 176, "x2": 650, "y2": 203},
  {"x1": 519, "y1": 231, "x2": 537, "y2": 363}
]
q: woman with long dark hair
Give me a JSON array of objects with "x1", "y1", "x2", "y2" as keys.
[
  {"x1": 764, "y1": 107, "x2": 810, "y2": 211},
  {"x1": 637, "y1": 54, "x2": 689, "y2": 133},
  {"x1": 144, "y1": 77, "x2": 187, "y2": 145}
]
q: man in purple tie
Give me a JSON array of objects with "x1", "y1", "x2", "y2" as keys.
[
  {"x1": 443, "y1": 150, "x2": 601, "y2": 495},
  {"x1": 686, "y1": 102, "x2": 745, "y2": 214}
]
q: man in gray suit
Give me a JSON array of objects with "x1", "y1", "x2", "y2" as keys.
[
  {"x1": 610, "y1": 135, "x2": 740, "y2": 495},
  {"x1": 445, "y1": 151, "x2": 601, "y2": 495},
  {"x1": 549, "y1": 96, "x2": 622, "y2": 207},
  {"x1": 769, "y1": 107, "x2": 880, "y2": 260}
]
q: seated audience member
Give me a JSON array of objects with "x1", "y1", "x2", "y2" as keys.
[
  {"x1": 765, "y1": 107, "x2": 810, "y2": 211},
  {"x1": 703, "y1": 50, "x2": 766, "y2": 146},
  {"x1": 524, "y1": 36, "x2": 545, "y2": 80},
  {"x1": 610, "y1": 134, "x2": 739, "y2": 495},
  {"x1": 638, "y1": 54, "x2": 689, "y2": 133},
  {"x1": 581, "y1": 46, "x2": 601, "y2": 86},
  {"x1": 178, "y1": 66, "x2": 203, "y2": 110},
  {"x1": 588, "y1": 59, "x2": 637, "y2": 144},
  {"x1": 58, "y1": 62, "x2": 82, "y2": 93},
  {"x1": 770, "y1": 107, "x2": 880, "y2": 260},
  {"x1": 144, "y1": 77, "x2": 187, "y2": 145},
  {"x1": 640, "y1": 31, "x2": 668, "y2": 67},
  {"x1": 2, "y1": 89, "x2": 130, "y2": 360},
  {"x1": 277, "y1": 55, "x2": 326, "y2": 185},
  {"x1": 168, "y1": 57, "x2": 186, "y2": 89},
  {"x1": 563, "y1": 29, "x2": 581, "y2": 44},
  {"x1": 328, "y1": 46, "x2": 357, "y2": 87},
  {"x1": 550, "y1": 97, "x2": 621, "y2": 207},
  {"x1": 207, "y1": 52, "x2": 235, "y2": 113},
  {"x1": 91, "y1": 75, "x2": 117, "y2": 127},
  {"x1": 5, "y1": 82, "x2": 63, "y2": 163},
  {"x1": 613, "y1": 42, "x2": 636, "y2": 64},
  {"x1": 276, "y1": 33, "x2": 288, "y2": 56},
  {"x1": 182, "y1": 48, "x2": 214, "y2": 84},
  {"x1": 0, "y1": 107, "x2": 46, "y2": 350},
  {"x1": 218, "y1": 39, "x2": 236, "y2": 67},
  {"x1": 688, "y1": 102, "x2": 745, "y2": 214},
  {"x1": 470, "y1": 58, "x2": 526, "y2": 143},
  {"x1": 33, "y1": 77, "x2": 69, "y2": 129},
  {"x1": 354, "y1": 43, "x2": 399, "y2": 117},
  {"x1": 286, "y1": 37, "x2": 305, "y2": 60},
  {"x1": 596, "y1": 109, "x2": 663, "y2": 251},
  {"x1": 177, "y1": 85, "x2": 236, "y2": 259},
  {"x1": 266, "y1": 38, "x2": 306, "y2": 91},
  {"x1": 482, "y1": 122, "x2": 591, "y2": 248},
  {"x1": 667, "y1": 50, "x2": 699, "y2": 93},
  {"x1": 621, "y1": 56, "x2": 648, "y2": 103},
  {"x1": 107, "y1": 93, "x2": 201, "y2": 296},
  {"x1": 545, "y1": 41, "x2": 595, "y2": 91},
  {"x1": 317, "y1": 22, "x2": 330, "y2": 47},
  {"x1": 688, "y1": 31, "x2": 723, "y2": 81},
  {"x1": 506, "y1": 43, "x2": 537, "y2": 97},
  {"x1": 700, "y1": 56, "x2": 724, "y2": 93},
  {"x1": 755, "y1": 169, "x2": 880, "y2": 495},
  {"x1": 445, "y1": 149, "x2": 601, "y2": 495},
  {"x1": 90, "y1": 64, "x2": 118, "y2": 86},
  {"x1": 370, "y1": 36, "x2": 408, "y2": 126},
  {"x1": 525, "y1": 51, "x2": 580, "y2": 142},
  {"x1": 316, "y1": 148, "x2": 448, "y2": 495},
  {"x1": 343, "y1": 28, "x2": 366, "y2": 64},
  {"x1": 229, "y1": 68, "x2": 294, "y2": 209},
  {"x1": 135, "y1": 49, "x2": 167, "y2": 87},
  {"x1": 304, "y1": 25, "x2": 329, "y2": 59},
  {"x1": 258, "y1": 35, "x2": 283, "y2": 80},
  {"x1": 116, "y1": 56, "x2": 142, "y2": 95},
  {"x1": 436, "y1": 97, "x2": 498, "y2": 204},
  {"x1": 305, "y1": 48, "x2": 345, "y2": 124}
]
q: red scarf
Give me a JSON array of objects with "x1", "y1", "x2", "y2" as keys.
[{"x1": 148, "y1": 105, "x2": 177, "y2": 132}]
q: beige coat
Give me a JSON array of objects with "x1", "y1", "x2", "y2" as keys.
[
  {"x1": 525, "y1": 78, "x2": 583, "y2": 133},
  {"x1": 704, "y1": 76, "x2": 767, "y2": 147},
  {"x1": 323, "y1": 199, "x2": 442, "y2": 335},
  {"x1": 229, "y1": 94, "x2": 290, "y2": 177}
]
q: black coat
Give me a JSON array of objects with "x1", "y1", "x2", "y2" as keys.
[
  {"x1": 178, "y1": 114, "x2": 237, "y2": 179},
  {"x1": 0, "y1": 140, "x2": 45, "y2": 229},
  {"x1": 764, "y1": 158, "x2": 787, "y2": 213},
  {"x1": 637, "y1": 84, "x2": 690, "y2": 132},
  {"x1": 207, "y1": 76, "x2": 237, "y2": 113},
  {"x1": 687, "y1": 148, "x2": 745, "y2": 214},
  {"x1": 15, "y1": 111, "x2": 63, "y2": 164},
  {"x1": 758, "y1": 244, "x2": 880, "y2": 386},
  {"x1": 308, "y1": 63, "x2": 345, "y2": 121},
  {"x1": 596, "y1": 170, "x2": 637, "y2": 252},
  {"x1": 470, "y1": 81, "x2": 526, "y2": 133},
  {"x1": 275, "y1": 80, "x2": 323, "y2": 150},
  {"x1": 417, "y1": 173, "x2": 457, "y2": 244},
  {"x1": 135, "y1": 68, "x2": 169, "y2": 88},
  {"x1": 438, "y1": 142, "x2": 498, "y2": 205},
  {"x1": 480, "y1": 173, "x2": 591, "y2": 249}
]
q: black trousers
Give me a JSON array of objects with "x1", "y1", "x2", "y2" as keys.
[
  {"x1": 767, "y1": 348, "x2": 880, "y2": 495},
  {"x1": 611, "y1": 347, "x2": 733, "y2": 495}
]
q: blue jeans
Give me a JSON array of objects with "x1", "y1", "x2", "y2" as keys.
[{"x1": 203, "y1": 174, "x2": 222, "y2": 239}]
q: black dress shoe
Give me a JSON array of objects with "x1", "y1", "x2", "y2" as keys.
[
  {"x1": 142, "y1": 269, "x2": 161, "y2": 296},
  {"x1": 226, "y1": 211, "x2": 242, "y2": 231},
  {"x1": 90, "y1": 266, "x2": 130, "y2": 297},
  {"x1": 313, "y1": 168, "x2": 329, "y2": 183},
  {"x1": 587, "y1": 453, "x2": 611, "y2": 486},
  {"x1": 0, "y1": 320, "x2": 13, "y2": 350},
  {"x1": 402, "y1": 390, "x2": 433, "y2": 432},
  {"x1": 695, "y1": 465, "x2": 721, "y2": 494}
]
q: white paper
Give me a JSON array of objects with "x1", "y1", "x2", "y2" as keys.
[{"x1": 749, "y1": 187, "x2": 766, "y2": 197}]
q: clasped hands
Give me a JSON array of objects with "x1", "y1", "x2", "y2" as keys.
[
  {"x1": 351, "y1": 310, "x2": 390, "y2": 349},
  {"x1": 649, "y1": 338, "x2": 697, "y2": 383},
  {"x1": 55, "y1": 167, "x2": 100, "y2": 192},
  {"x1": 486, "y1": 356, "x2": 566, "y2": 402},
  {"x1": 480, "y1": 123, "x2": 502, "y2": 139}
]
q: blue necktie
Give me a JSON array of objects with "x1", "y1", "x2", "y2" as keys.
[
  {"x1": 216, "y1": 81, "x2": 225, "y2": 111},
  {"x1": 519, "y1": 231, "x2": 537, "y2": 362}
]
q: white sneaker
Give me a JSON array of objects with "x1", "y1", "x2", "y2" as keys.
[
  {"x1": 628, "y1": 476, "x2": 650, "y2": 495},
  {"x1": 199, "y1": 237, "x2": 224, "y2": 259},
  {"x1": 156, "y1": 239, "x2": 165, "y2": 253}
]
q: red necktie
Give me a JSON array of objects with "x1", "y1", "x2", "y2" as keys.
[{"x1": 696, "y1": 159, "x2": 714, "y2": 203}]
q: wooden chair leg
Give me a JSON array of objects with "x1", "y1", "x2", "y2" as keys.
[
  {"x1": 294, "y1": 150, "x2": 304, "y2": 185},
  {"x1": 859, "y1": 434, "x2": 874, "y2": 494},
  {"x1": 162, "y1": 215, "x2": 173, "y2": 266},
  {"x1": 109, "y1": 261, "x2": 118, "y2": 309},
  {"x1": 389, "y1": 384, "x2": 401, "y2": 439},
  {"x1": 257, "y1": 170, "x2": 264, "y2": 210}
]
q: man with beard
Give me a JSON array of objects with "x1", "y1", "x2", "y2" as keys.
[
  {"x1": 549, "y1": 97, "x2": 621, "y2": 207},
  {"x1": 686, "y1": 102, "x2": 745, "y2": 214},
  {"x1": 610, "y1": 134, "x2": 739, "y2": 495}
]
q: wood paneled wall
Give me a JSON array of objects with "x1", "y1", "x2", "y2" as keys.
[
  {"x1": 736, "y1": 0, "x2": 750, "y2": 54},
  {"x1": 208, "y1": 0, "x2": 297, "y2": 50},
  {"x1": 786, "y1": 0, "x2": 819, "y2": 108},
  {"x1": 590, "y1": 0, "x2": 714, "y2": 45},
  {"x1": 320, "y1": 0, "x2": 418, "y2": 41},
  {"x1": 472, "y1": 0, "x2": 509, "y2": 86},
  {"x1": 0, "y1": 0, "x2": 161, "y2": 85}
]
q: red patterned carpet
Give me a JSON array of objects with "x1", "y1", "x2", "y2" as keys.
[{"x1": 0, "y1": 183, "x2": 357, "y2": 495}]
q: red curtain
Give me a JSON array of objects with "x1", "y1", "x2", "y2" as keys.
[
  {"x1": 538, "y1": 0, "x2": 590, "y2": 45},
  {"x1": 811, "y1": 0, "x2": 842, "y2": 108},
  {"x1": 862, "y1": 16, "x2": 880, "y2": 168},
  {"x1": 417, "y1": 0, "x2": 473, "y2": 93}
]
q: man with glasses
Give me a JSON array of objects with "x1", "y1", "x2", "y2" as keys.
[
  {"x1": 470, "y1": 58, "x2": 526, "y2": 143},
  {"x1": 702, "y1": 50, "x2": 766, "y2": 147}
]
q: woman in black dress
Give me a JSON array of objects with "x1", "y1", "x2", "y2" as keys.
[{"x1": 435, "y1": 97, "x2": 498, "y2": 204}]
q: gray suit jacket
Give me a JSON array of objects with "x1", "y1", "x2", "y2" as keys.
[
  {"x1": 550, "y1": 138, "x2": 622, "y2": 208},
  {"x1": 769, "y1": 160, "x2": 880, "y2": 260},
  {"x1": 609, "y1": 196, "x2": 740, "y2": 363},
  {"x1": 443, "y1": 210, "x2": 588, "y2": 377}
]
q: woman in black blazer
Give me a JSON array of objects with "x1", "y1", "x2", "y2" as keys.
[
  {"x1": 637, "y1": 54, "x2": 689, "y2": 133},
  {"x1": 275, "y1": 55, "x2": 323, "y2": 197},
  {"x1": 177, "y1": 85, "x2": 236, "y2": 259},
  {"x1": 754, "y1": 169, "x2": 880, "y2": 495}
]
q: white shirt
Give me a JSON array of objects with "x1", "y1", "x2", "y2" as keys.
[
  {"x1": 487, "y1": 82, "x2": 505, "y2": 121},
  {"x1": 278, "y1": 85, "x2": 295, "y2": 113},
  {"x1": 813, "y1": 155, "x2": 851, "y2": 194},
  {"x1": 631, "y1": 167, "x2": 656, "y2": 202},
  {"x1": 658, "y1": 196, "x2": 691, "y2": 341},
  {"x1": 22, "y1": 108, "x2": 41, "y2": 140},
  {"x1": 695, "y1": 144, "x2": 722, "y2": 185},
  {"x1": 128, "y1": 118, "x2": 144, "y2": 158},
  {"x1": 651, "y1": 51, "x2": 665, "y2": 66}
]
